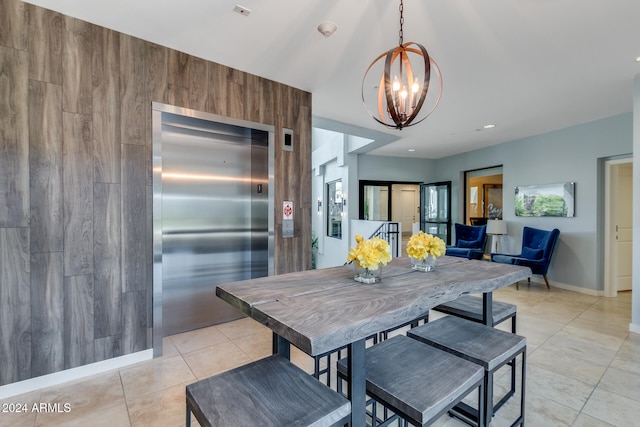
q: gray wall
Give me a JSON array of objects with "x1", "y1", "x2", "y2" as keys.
[
  {"x1": 357, "y1": 113, "x2": 631, "y2": 291},
  {"x1": 433, "y1": 113, "x2": 632, "y2": 291},
  {"x1": 358, "y1": 155, "x2": 437, "y2": 183}
]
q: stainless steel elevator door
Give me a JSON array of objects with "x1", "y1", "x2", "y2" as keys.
[{"x1": 160, "y1": 112, "x2": 268, "y2": 336}]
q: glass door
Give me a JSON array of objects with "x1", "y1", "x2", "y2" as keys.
[{"x1": 420, "y1": 181, "x2": 451, "y2": 245}]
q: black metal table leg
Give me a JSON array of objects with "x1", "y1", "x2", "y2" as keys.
[
  {"x1": 483, "y1": 292, "x2": 493, "y2": 326},
  {"x1": 272, "y1": 332, "x2": 291, "y2": 360},
  {"x1": 348, "y1": 338, "x2": 366, "y2": 427}
]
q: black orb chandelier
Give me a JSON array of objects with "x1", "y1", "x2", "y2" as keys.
[{"x1": 362, "y1": 0, "x2": 442, "y2": 130}]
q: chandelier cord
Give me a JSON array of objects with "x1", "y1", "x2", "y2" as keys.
[{"x1": 399, "y1": 0, "x2": 404, "y2": 46}]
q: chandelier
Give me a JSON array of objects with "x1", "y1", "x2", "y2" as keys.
[{"x1": 362, "y1": 0, "x2": 442, "y2": 130}]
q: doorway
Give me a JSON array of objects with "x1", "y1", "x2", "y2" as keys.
[
  {"x1": 464, "y1": 166, "x2": 504, "y2": 225},
  {"x1": 605, "y1": 158, "x2": 633, "y2": 297},
  {"x1": 393, "y1": 184, "x2": 421, "y2": 237}
]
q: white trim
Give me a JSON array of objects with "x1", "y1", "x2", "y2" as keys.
[
  {"x1": 604, "y1": 158, "x2": 633, "y2": 297},
  {"x1": 630, "y1": 323, "x2": 640, "y2": 335},
  {"x1": 0, "y1": 350, "x2": 152, "y2": 400},
  {"x1": 549, "y1": 280, "x2": 605, "y2": 297}
]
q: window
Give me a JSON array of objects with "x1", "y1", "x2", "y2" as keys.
[{"x1": 327, "y1": 180, "x2": 343, "y2": 239}]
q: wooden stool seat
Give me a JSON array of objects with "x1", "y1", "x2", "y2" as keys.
[
  {"x1": 336, "y1": 335, "x2": 485, "y2": 427},
  {"x1": 432, "y1": 295, "x2": 517, "y2": 332},
  {"x1": 408, "y1": 316, "x2": 526, "y2": 426},
  {"x1": 186, "y1": 355, "x2": 351, "y2": 427}
]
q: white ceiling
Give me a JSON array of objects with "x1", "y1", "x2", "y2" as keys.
[{"x1": 27, "y1": 0, "x2": 640, "y2": 159}]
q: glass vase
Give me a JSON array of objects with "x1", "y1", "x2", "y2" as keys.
[
  {"x1": 354, "y1": 265, "x2": 382, "y2": 284},
  {"x1": 411, "y1": 255, "x2": 436, "y2": 272}
]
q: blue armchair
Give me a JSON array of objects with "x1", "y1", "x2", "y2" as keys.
[
  {"x1": 445, "y1": 223, "x2": 487, "y2": 260},
  {"x1": 491, "y1": 226, "x2": 560, "y2": 289}
]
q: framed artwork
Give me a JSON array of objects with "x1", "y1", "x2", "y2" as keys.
[{"x1": 515, "y1": 182, "x2": 575, "y2": 217}]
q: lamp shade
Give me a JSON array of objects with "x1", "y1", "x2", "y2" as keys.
[{"x1": 486, "y1": 219, "x2": 507, "y2": 235}]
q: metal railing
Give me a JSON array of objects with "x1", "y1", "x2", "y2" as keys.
[{"x1": 369, "y1": 222, "x2": 401, "y2": 258}]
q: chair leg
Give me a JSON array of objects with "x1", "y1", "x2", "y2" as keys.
[
  {"x1": 515, "y1": 281, "x2": 519, "y2": 291},
  {"x1": 543, "y1": 275, "x2": 550, "y2": 289}
]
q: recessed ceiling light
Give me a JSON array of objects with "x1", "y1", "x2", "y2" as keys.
[
  {"x1": 408, "y1": 148, "x2": 416, "y2": 152},
  {"x1": 483, "y1": 124, "x2": 496, "y2": 129},
  {"x1": 636, "y1": 56, "x2": 640, "y2": 62}
]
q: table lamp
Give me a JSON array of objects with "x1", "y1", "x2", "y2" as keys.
[{"x1": 486, "y1": 219, "x2": 507, "y2": 253}]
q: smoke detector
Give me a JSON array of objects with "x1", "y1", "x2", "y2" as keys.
[
  {"x1": 317, "y1": 22, "x2": 337, "y2": 37},
  {"x1": 233, "y1": 4, "x2": 252, "y2": 16}
]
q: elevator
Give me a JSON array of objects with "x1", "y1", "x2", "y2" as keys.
[{"x1": 152, "y1": 104, "x2": 274, "y2": 345}]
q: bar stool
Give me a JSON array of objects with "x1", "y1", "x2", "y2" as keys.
[
  {"x1": 186, "y1": 355, "x2": 351, "y2": 427},
  {"x1": 314, "y1": 333, "x2": 378, "y2": 387},
  {"x1": 378, "y1": 313, "x2": 430, "y2": 341},
  {"x1": 336, "y1": 335, "x2": 485, "y2": 427},
  {"x1": 408, "y1": 316, "x2": 526, "y2": 427},
  {"x1": 431, "y1": 295, "x2": 517, "y2": 332}
]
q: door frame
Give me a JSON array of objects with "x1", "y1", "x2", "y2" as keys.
[
  {"x1": 151, "y1": 102, "x2": 275, "y2": 356},
  {"x1": 358, "y1": 180, "x2": 422, "y2": 221},
  {"x1": 604, "y1": 157, "x2": 633, "y2": 297}
]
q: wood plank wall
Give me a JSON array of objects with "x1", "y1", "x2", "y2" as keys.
[{"x1": 0, "y1": 0, "x2": 312, "y2": 386}]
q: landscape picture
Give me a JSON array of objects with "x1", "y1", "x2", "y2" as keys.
[{"x1": 515, "y1": 182, "x2": 575, "y2": 217}]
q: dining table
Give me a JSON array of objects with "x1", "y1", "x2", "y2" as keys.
[{"x1": 216, "y1": 255, "x2": 531, "y2": 427}]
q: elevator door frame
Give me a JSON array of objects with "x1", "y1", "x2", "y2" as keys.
[{"x1": 152, "y1": 102, "x2": 275, "y2": 357}]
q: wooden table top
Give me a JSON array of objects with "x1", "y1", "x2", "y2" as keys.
[{"x1": 216, "y1": 256, "x2": 531, "y2": 356}]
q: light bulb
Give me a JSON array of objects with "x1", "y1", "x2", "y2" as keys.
[
  {"x1": 412, "y1": 78, "x2": 420, "y2": 93},
  {"x1": 392, "y1": 77, "x2": 400, "y2": 92}
]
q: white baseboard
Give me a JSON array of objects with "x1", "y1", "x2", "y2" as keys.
[
  {"x1": 630, "y1": 323, "x2": 640, "y2": 335},
  {"x1": 549, "y1": 280, "x2": 605, "y2": 297},
  {"x1": 0, "y1": 349, "x2": 153, "y2": 400}
]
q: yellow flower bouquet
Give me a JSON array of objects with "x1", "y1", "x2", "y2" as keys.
[
  {"x1": 406, "y1": 231, "x2": 446, "y2": 271},
  {"x1": 346, "y1": 234, "x2": 392, "y2": 283}
]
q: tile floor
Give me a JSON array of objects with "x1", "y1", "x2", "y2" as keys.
[{"x1": 0, "y1": 284, "x2": 637, "y2": 427}]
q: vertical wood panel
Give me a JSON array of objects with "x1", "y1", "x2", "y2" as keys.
[
  {"x1": 94, "y1": 335, "x2": 121, "y2": 362},
  {"x1": 92, "y1": 26, "x2": 121, "y2": 184},
  {"x1": 0, "y1": 227, "x2": 31, "y2": 385},
  {"x1": 29, "y1": 80, "x2": 63, "y2": 252},
  {"x1": 244, "y1": 73, "x2": 261, "y2": 123},
  {"x1": 206, "y1": 62, "x2": 228, "y2": 116},
  {"x1": 188, "y1": 55, "x2": 207, "y2": 111},
  {"x1": 167, "y1": 49, "x2": 189, "y2": 107},
  {"x1": 227, "y1": 68, "x2": 246, "y2": 120},
  {"x1": 0, "y1": 46, "x2": 29, "y2": 227},
  {"x1": 63, "y1": 112, "x2": 94, "y2": 275},
  {"x1": 28, "y1": 5, "x2": 63, "y2": 84},
  {"x1": 62, "y1": 16, "x2": 92, "y2": 114},
  {"x1": 30, "y1": 251, "x2": 64, "y2": 377},
  {"x1": 94, "y1": 182, "x2": 121, "y2": 338},
  {"x1": 0, "y1": 0, "x2": 28, "y2": 50},
  {"x1": 64, "y1": 274, "x2": 94, "y2": 369},
  {"x1": 298, "y1": 103, "x2": 312, "y2": 270},
  {"x1": 121, "y1": 291, "x2": 147, "y2": 354},
  {"x1": 145, "y1": 42, "x2": 169, "y2": 104},
  {"x1": 121, "y1": 143, "x2": 146, "y2": 292},
  {"x1": 120, "y1": 34, "x2": 146, "y2": 145}
]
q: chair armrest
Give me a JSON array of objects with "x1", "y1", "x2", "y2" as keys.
[{"x1": 490, "y1": 252, "x2": 520, "y2": 261}]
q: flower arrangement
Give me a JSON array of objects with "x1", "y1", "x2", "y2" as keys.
[
  {"x1": 406, "y1": 231, "x2": 446, "y2": 260},
  {"x1": 346, "y1": 234, "x2": 392, "y2": 270}
]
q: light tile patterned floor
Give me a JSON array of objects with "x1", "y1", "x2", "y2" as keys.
[{"x1": 0, "y1": 285, "x2": 636, "y2": 427}]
